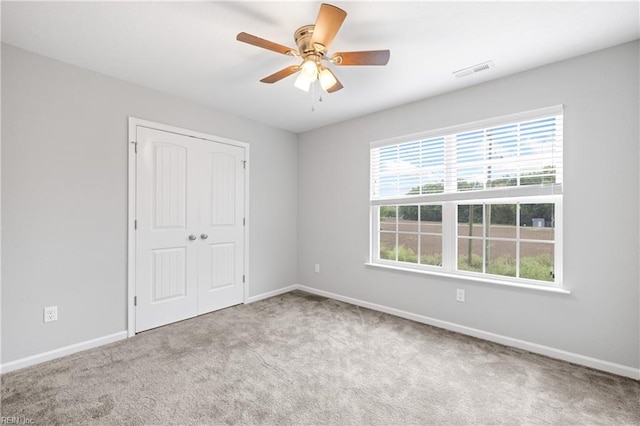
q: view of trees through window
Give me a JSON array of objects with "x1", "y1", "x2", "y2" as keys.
[
  {"x1": 379, "y1": 205, "x2": 442, "y2": 266},
  {"x1": 379, "y1": 169, "x2": 557, "y2": 282},
  {"x1": 457, "y1": 203, "x2": 554, "y2": 281},
  {"x1": 379, "y1": 202, "x2": 554, "y2": 282}
]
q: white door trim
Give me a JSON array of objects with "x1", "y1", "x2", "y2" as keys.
[{"x1": 127, "y1": 117, "x2": 250, "y2": 337}]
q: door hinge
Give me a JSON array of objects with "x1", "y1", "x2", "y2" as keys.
[
  {"x1": 134, "y1": 296, "x2": 137, "y2": 306},
  {"x1": 243, "y1": 160, "x2": 247, "y2": 169},
  {"x1": 243, "y1": 218, "x2": 246, "y2": 226},
  {"x1": 134, "y1": 220, "x2": 137, "y2": 230},
  {"x1": 131, "y1": 141, "x2": 138, "y2": 153},
  {"x1": 242, "y1": 275, "x2": 245, "y2": 283}
]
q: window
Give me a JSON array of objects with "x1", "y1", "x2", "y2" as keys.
[{"x1": 370, "y1": 106, "x2": 563, "y2": 288}]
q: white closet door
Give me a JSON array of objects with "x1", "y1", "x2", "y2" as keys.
[
  {"x1": 135, "y1": 127, "x2": 245, "y2": 333},
  {"x1": 135, "y1": 127, "x2": 200, "y2": 332},
  {"x1": 197, "y1": 142, "x2": 245, "y2": 314}
]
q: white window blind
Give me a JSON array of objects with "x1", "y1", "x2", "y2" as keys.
[
  {"x1": 371, "y1": 106, "x2": 563, "y2": 203},
  {"x1": 371, "y1": 136, "x2": 445, "y2": 200}
]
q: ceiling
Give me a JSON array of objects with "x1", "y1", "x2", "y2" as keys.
[{"x1": 2, "y1": 1, "x2": 639, "y2": 133}]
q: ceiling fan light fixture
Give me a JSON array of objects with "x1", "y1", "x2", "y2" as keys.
[
  {"x1": 301, "y1": 59, "x2": 318, "y2": 81},
  {"x1": 294, "y1": 72, "x2": 312, "y2": 92},
  {"x1": 319, "y1": 67, "x2": 337, "y2": 91}
]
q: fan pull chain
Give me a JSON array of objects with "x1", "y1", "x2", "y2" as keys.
[{"x1": 309, "y1": 81, "x2": 324, "y2": 111}]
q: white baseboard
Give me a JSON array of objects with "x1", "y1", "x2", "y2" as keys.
[
  {"x1": 0, "y1": 331, "x2": 128, "y2": 374},
  {"x1": 3, "y1": 286, "x2": 638, "y2": 381},
  {"x1": 2, "y1": 284, "x2": 300, "y2": 374},
  {"x1": 295, "y1": 284, "x2": 640, "y2": 380},
  {"x1": 246, "y1": 285, "x2": 299, "y2": 304}
]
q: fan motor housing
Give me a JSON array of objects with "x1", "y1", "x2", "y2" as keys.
[{"x1": 294, "y1": 25, "x2": 316, "y2": 56}]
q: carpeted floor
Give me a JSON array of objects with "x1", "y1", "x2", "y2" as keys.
[{"x1": 2, "y1": 290, "x2": 639, "y2": 425}]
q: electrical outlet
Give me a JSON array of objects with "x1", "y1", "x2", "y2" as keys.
[
  {"x1": 314, "y1": 264, "x2": 320, "y2": 273},
  {"x1": 456, "y1": 289, "x2": 465, "y2": 302},
  {"x1": 44, "y1": 306, "x2": 58, "y2": 323}
]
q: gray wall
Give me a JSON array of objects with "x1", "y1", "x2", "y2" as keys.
[
  {"x1": 1, "y1": 44, "x2": 298, "y2": 363},
  {"x1": 298, "y1": 41, "x2": 640, "y2": 369}
]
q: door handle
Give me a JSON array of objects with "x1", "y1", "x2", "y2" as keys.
[
  {"x1": 188, "y1": 234, "x2": 197, "y2": 241},
  {"x1": 200, "y1": 233, "x2": 208, "y2": 240}
]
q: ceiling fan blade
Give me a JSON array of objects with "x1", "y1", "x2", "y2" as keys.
[
  {"x1": 260, "y1": 65, "x2": 300, "y2": 84},
  {"x1": 332, "y1": 50, "x2": 390, "y2": 66},
  {"x1": 237, "y1": 32, "x2": 297, "y2": 56},
  {"x1": 326, "y1": 68, "x2": 344, "y2": 93},
  {"x1": 310, "y1": 3, "x2": 347, "y2": 53}
]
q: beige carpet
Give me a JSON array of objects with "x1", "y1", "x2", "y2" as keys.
[{"x1": 2, "y1": 290, "x2": 639, "y2": 425}]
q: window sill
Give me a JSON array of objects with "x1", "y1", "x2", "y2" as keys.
[{"x1": 364, "y1": 262, "x2": 571, "y2": 294}]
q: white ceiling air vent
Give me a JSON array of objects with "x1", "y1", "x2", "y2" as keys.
[{"x1": 453, "y1": 60, "x2": 495, "y2": 78}]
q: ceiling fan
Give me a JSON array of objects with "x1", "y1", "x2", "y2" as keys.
[{"x1": 236, "y1": 3, "x2": 390, "y2": 93}]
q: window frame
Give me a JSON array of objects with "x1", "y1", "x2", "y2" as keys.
[{"x1": 369, "y1": 106, "x2": 564, "y2": 290}]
